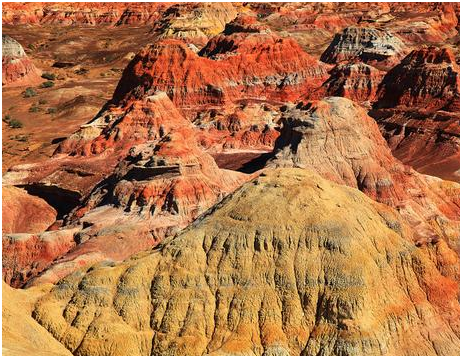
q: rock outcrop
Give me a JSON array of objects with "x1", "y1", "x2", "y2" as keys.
[
  {"x1": 321, "y1": 62, "x2": 385, "y2": 103},
  {"x1": 320, "y1": 27, "x2": 406, "y2": 69},
  {"x1": 375, "y1": 47, "x2": 459, "y2": 110},
  {"x1": 32, "y1": 169, "x2": 459, "y2": 355},
  {"x1": 268, "y1": 97, "x2": 459, "y2": 251},
  {"x1": 2, "y1": 2, "x2": 169, "y2": 26},
  {"x1": 112, "y1": 17, "x2": 329, "y2": 110},
  {"x1": 372, "y1": 47, "x2": 460, "y2": 181},
  {"x1": 2, "y1": 34, "x2": 41, "y2": 86},
  {"x1": 2, "y1": 228, "x2": 79, "y2": 288},
  {"x1": 2, "y1": 186, "x2": 57, "y2": 234},
  {"x1": 152, "y1": 2, "x2": 239, "y2": 46}
]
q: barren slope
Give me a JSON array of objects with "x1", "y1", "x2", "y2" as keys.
[
  {"x1": 33, "y1": 168, "x2": 459, "y2": 356},
  {"x1": 2, "y1": 281, "x2": 72, "y2": 356}
]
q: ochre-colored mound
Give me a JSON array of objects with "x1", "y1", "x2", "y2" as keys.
[
  {"x1": 2, "y1": 281, "x2": 72, "y2": 355},
  {"x1": 33, "y1": 168, "x2": 459, "y2": 355},
  {"x1": 268, "y1": 97, "x2": 459, "y2": 251},
  {"x1": 153, "y1": 2, "x2": 239, "y2": 45}
]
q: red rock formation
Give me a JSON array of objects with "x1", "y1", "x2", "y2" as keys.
[
  {"x1": 320, "y1": 26, "x2": 406, "y2": 69},
  {"x1": 2, "y1": 2, "x2": 170, "y2": 26},
  {"x1": 2, "y1": 228, "x2": 78, "y2": 287},
  {"x1": 321, "y1": 62, "x2": 385, "y2": 103},
  {"x1": 2, "y1": 35, "x2": 41, "y2": 86},
  {"x1": 372, "y1": 47, "x2": 460, "y2": 181},
  {"x1": 70, "y1": 98, "x2": 248, "y2": 222},
  {"x1": 4, "y1": 91, "x2": 249, "y2": 286},
  {"x1": 112, "y1": 16, "x2": 329, "y2": 109},
  {"x1": 376, "y1": 47, "x2": 459, "y2": 110},
  {"x1": 268, "y1": 97, "x2": 460, "y2": 252},
  {"x1": 194, "y1": 102, "x2": 281, "y2": 151},
  {"x1": 2, "y1": 186, "x2": 57, "y2": 234}
]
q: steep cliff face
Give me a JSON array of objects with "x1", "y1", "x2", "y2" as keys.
[
  {"x1": 320, "y1": 27, "x2": 405, "y2": 69},
  {"x1": 112, "y1": 16, "x2": 329, "y2": 109},
  {"x1": 268, "y1": 97, "x2": 459, "y2": 252},
  {"x1": 2, "y1": 34, "x2": 41, "y2": 86},
  {"x1": 321, "y1": 62, "x2": 385, "y2": 103},
  {"x1": 32, "y1": 169, "x2": 459, "y2": 355},
  {"x1": 372, "y1": 47, "x2": 460, "y2": 181},
  {"x1": 376, "y1": 47, "x2": 459, "y2": 110}
]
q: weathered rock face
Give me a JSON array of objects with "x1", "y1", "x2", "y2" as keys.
[
  {"x1": 321, "y1": 62, "x2": 385, "y2": 103},
  {"x1": 194, "y1": 102, "x2": 281, "y2": 152},
  {"x1": 2, "y1": 228, "x2": 79, "y2": 288},
  {"x1": 57, "y1": 91, "x2": 189, "y2": 156},
  {"x1": 376, "y1": 47, "x2": 459, "y2": 110},
  {"x1": 69, "y1": 104, "x2": 248, "y2": 226},
  {"x1": 372, "y1": 47, "x2": 460, "y2": 181},
  {"x1": 1, "y1": 2, "x2": 169, "y2": 26},
  {"x1": 152, "y1": 2, "x2": 239, "y2": 45},
  {"x1": 390, "y1": 2, "x2": 460, "y2": 44},
  {"x1": 32, "y1": 169, "x2": 459, "y2": 355},
  {"x1": 8, "y1": 91, "x2": 248, "y2": 287},
  {"x1": 112, "y1": 17, "x2": 329, "y2": 109},
  {"x1": 320, "y1": 27, "x2": 406, "y2": 69},
  {"x1": 2, "y1": 34, "x2": 41, "y2": 86},
  {"x1": 2, "y1": 186, "x2": 57, "y2": 234},
  {"x1": 268, "y1": 97, "x2": 459, "y2": 252},
  {"x1": 371, "y1": 108, "x2": 460, "y2": 182}
]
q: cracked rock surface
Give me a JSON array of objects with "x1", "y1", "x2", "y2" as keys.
[{"x1": 33, "y1": 168, "x2": 459, "y2": 356}]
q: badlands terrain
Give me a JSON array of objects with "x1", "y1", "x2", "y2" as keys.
[{"x1": 1, "y1": 2, "x2": 460, "y2": 356}]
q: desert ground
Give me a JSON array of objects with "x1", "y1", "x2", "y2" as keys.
[{"x1": 2, "y1": 2, "x2": 460, "y2": 356}]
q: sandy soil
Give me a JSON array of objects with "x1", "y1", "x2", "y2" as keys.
[{"x1": 2, "y1": 25, "x2": 154, "y2": 172}]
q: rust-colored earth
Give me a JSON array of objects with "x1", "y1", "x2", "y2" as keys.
[{"x1": 2, "y1": 2, "x2": 460, "y2": 356}]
